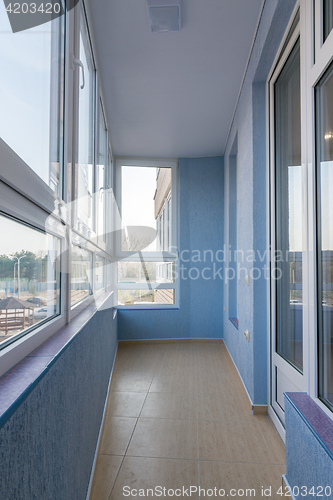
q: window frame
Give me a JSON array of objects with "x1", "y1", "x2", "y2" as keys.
[
  {"x1": 0, "y1": 0, "x2": 115, "y2": 373},
  {"x1": 115, "y1": 157, "x2": 179, "y2": 309},
  {"x1": 267, "y1": 0, "x2": 333, "y2": 438},
  {"x1": 306, "y1": 0, "x2": 333, "y2": 420},
  {"x1": 0, "y1": 3, "x2": 67, "y2": 212}
]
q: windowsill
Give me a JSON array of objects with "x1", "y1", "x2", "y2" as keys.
[
  {"x1": 116, "y1": 305, "x2": 179, "y2": 310},
  {"x1": 285, "y1": 392, "x2": 333, "y2": 459},
  {"x1": 0, "y1": 290, "x2": 114, "y2": 430},
  {"x1": 229, "y1": 318, "x2": 239, "y2": 329}
]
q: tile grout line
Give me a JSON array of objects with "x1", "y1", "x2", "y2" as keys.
[
  {"x1": 98, "y1": 342, "x2": 286, "y2": 500},
  {"x1": 107, "y1": 344, "x2": 167, "y2": 500},
  {"x1": 100, "y1": 452, "x2": 285, "y2": 466}
]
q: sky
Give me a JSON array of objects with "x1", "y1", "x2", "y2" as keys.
[
  {"x1": 288, "y1": 165, "x2": 302, "y2": 252},
  {"x1": 121, "y1": 166, "x2": 157, "y2": 230},
  {"x1": 121, "y1": 166, "x2": 161, "y2": 252},
  {"x1": 0, "y1": 2, "x2": 54, "y2": 184},
  {"x1": 0, "y1": 215, "x2": 52, "y2": 256}
]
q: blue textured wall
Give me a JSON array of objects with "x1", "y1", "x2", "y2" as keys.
[
  {"x1": 223, "y1": 0, "x2": 297, "y2": 405},
  {"x1": 0, "y1": 307, "x2": 117, "y2": 500},
  {"x1": 118, "y1": 156, "x2": 224, "y2": 340},
  {"x1": 285, "y1": 396, "x2": 333, "y2": 498}
]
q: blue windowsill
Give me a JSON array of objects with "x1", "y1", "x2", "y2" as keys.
[
  {"x1": 285, "y1": 392, "x2": 333, "y2": 459},
  {"x1": 229, "y1": 317, "x2": 239, "y2": 329},
  {"x1": 0, "y1": 291, "x2": 114, "y2": 430}
]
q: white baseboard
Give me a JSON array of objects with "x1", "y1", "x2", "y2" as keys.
[{"x1": 282, "y1": 475, "x2": 297, "y2": 500}]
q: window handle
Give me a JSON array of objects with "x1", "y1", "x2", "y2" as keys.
[{"x1": 73, "y1": 57, "x2": 85, "y2": 89}]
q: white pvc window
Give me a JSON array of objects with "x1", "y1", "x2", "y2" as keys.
[
  {"x1": 0, "y1": 214, "x2": 61, "y2": 349},
  {"x1": 115, "y1": 158, "x2": 178, "y2": 308},
  {"x1": 96, "y1": 102, "x2": 107, "y2": 246},
  {"x1": 268, "y1": 1, "x2": 333, "y2": 437},
  {"x1": 75, "y1": 6, "x2": 96, "y2": 237},
  {"x1": 0, "y1": 0, "x2": 114, "y2": 372},
  {"x1": 0, "y1": 2, "x2": 65, "y2": 209}
]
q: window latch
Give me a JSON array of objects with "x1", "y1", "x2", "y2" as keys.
[{"x1": 73, "y1": 57, "x2": 85, "y2": 90}]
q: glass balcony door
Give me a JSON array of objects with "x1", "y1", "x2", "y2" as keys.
[{"x1": 270, "y1": 32, "x2": 304, "y2": 426}]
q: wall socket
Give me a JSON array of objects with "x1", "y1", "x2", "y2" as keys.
[{"x1": 244, "y1": 329, "x2": 250, "y2": 342}]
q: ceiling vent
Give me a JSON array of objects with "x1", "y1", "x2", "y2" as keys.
[{"x1": 146, "y1": 0, "x2": 182, "y2": 32}]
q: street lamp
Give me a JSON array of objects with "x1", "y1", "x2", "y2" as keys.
[
  {"x1": 12, "y1": 255, "x2": 24, "y2": 299},
  {"x1": 13, "y1": 262, "x2": 17, "y2": 296}
]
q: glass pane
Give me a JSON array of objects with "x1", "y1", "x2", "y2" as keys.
[
  {"x1": 118, "y1": 261, "x2": 175, "y2": 283},
  {"x1": 106, "y1": 260, "x2": 112, "y2": 290},
  {"x1": 168, "y1": 196, "x2": 172, "y2": 251},
  {"x1": 75, "y1": 8, "x2": 95, "y2": 236},
  {"x1": 0, "y1": 4, "x2": 65, "y2": 196},
  {"x1": 0, "y1": 215, "x2": 61, "y2": 348},
  {"x1": 107, "y1": 151, "x2": 113, "y2": 250},
  {"x1": 71, "y1": 246, "x2": 93, "y2": 307},
  {"x1": 274, "y1": 39, "x2": 303, "y2": 372},
  {"x1": 97, "y1": 104, "x2": 107, "y2": 243},
  {"x1": 324, "y1": 0, "x2": 333, "y2": 41},
  {"x1": 118, "y1": 289, "x2": 175, "y2": 305},
  {"x1": 121, "y1": 166, "x2": 172, "y2": 251},
  {"x1": 316, "y1": 63, "x2": 333, "y2": 409},
  {"x1": 95, "y1": 255, "x2": 105, "y2": 291}
]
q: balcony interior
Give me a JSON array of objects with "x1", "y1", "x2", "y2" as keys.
[{"x1": 90, "y1": 340, "x2": 286, "y2": 499}]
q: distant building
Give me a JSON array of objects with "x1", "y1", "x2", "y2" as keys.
[{"x1": 154, "y1": 168, "x2": 173, "y2": 304}]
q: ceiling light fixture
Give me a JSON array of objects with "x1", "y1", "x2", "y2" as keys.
[{"x1": 146, "y1": 0, "x2": 182, "y2": 32}]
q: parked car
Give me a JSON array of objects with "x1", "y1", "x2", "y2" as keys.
[
  {"x1": 27, "y1": 296, "x2": 47, "y2": 307},
  {"x1": 33, "y1": 307, "x2": 48, "y2": 319}
]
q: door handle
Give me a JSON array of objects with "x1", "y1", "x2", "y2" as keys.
[{"x1": 73, "y1": 57, "x2": 85, "y2": 90}]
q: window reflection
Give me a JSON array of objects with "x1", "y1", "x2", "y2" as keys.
[
  {"x1": 0, "y1": 215, "x2": 61, "y2": 347},
  {"x1": 316, "y1": 64, "x2": 333, "y2": 409},
  {"x1": 71, "y1": 246, "x2": 93, "y2": 307},
  {"x1": 0, "y1": 5, "x2": 65, "y2": 196},
  {"x1": 75, "y1": 7, "x2": 95, "y2": 237},
  {"x1": 274, "y1": 39, "x2": 303, "y2": 371},
  {"x1": 324, "y1": 0, "x2": 333, "y2": 42},
  {"x1": 121, "y1": 166, "x2": 172, "y2": 252},
  {"x1": 97, "y1": 105, "x2": 107, "y2": 243}
]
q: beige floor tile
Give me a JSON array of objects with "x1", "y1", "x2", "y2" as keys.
[
  {"x1": 255, "y1": 415, "x2": 286, "y2": 464},
  {"x1": 106, "y1": 392, "x2": 146, "y2": 417},
  {"x1": 91, "y1": 341, "x2": 287, "y2": 499},
  {"x1": 198, "y1": 419, "x2": 272, "y2": 463},
  {"x1": 197, "y1": 393, "x2": 252, "y2": 421},
  {"x1": 99, "y1": 416, "x2": 137, "y2": 455},
  {"x1": 198, "y1": 460, "x2": 283, "y2": 500},
  {"x1": 110, "y1": 456, "x2": 198, "y2": 500},
  {"x1": 195, "y1": 345, "x2": 231, "y2": 361},
  {"x1": 89, "y1": 455, "x2": 122, "y2": 500},
  {"x1": 110, "y1": 372, "x2": 153, "y2": 392},
  {"x1": 275, "y1": 463, "x2": 286, "y2": 480},
  {"x1": 127, "y1": 418, "x2": 197, "y2": 459},
  {"x1": 112, "y1": 346, "x2": 164, "y2": 376},
  {"x1": 150, "y1": 367, "x2": 196, "y2": 393},
  {"x1": 141, "y1": 392, "x2": 197, "y2": 420},
  {"x1": 157, "y1": 354, "x2": 196, "y2": 373},
  {"x1": 196, "y1": 369, "x2": 246, "y2": 396}
]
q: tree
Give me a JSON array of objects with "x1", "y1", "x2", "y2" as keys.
[{"x1": 0, "y1": 254, "x2": 14, "y2": 279}]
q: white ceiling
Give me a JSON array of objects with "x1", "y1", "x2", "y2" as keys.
[{"x1": 87, "y1": 0, "x2": 263, "y2": 158}]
